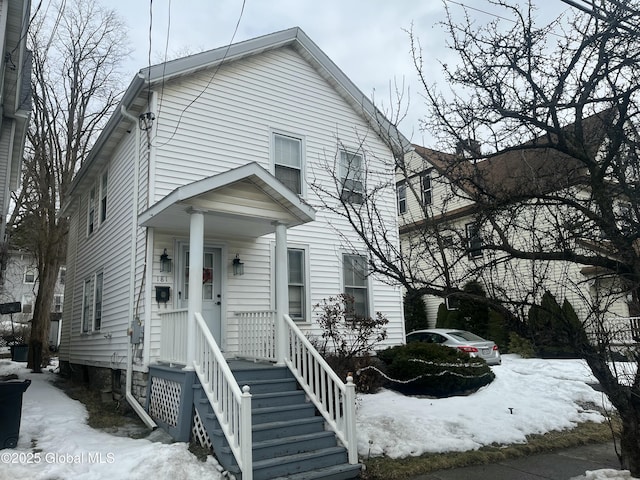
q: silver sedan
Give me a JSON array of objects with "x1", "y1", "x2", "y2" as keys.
[{"x1": 406, "y1": 328, "x2": 502, "y2": 365}]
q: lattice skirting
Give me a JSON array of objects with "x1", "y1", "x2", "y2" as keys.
[
  {"x1": 192, "y1": 408, "x2": 213, "y2": 451},
  {"x1": 149, "y1": 376, "x2": 182, "y2": 427}
]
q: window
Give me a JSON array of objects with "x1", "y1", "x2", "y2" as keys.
[
  {"x1": 287, "y1": 249, "x2": 306, "y2": 321},
  {"x1": 343, "y1": 254, "x2": 369, "y2": 318},
  {"x1": 82, "y1": 277, "x2": 93, "y2": 333},
  {"x1": 54, "y1": 295, "x2": 63, "y2": 313},
  {"x1": 59, "y1": 267, "x2": 66, "y2": 285},
  {"x1": 340, "y1": 150, "x2": 363, "y2": 204},
  {"x1": 397, "y1": 183, "x2": 407, "y2": 214},
  {"x1": 22, "y1": 295, "x2": 33, "y2": 314},
  {"x1": 100, "y1": 171, "x2": 108, "y2": 223},
  {"x1": 422, "y1": 174, "x2": 432, "y2": 206},
  {"x1": 93, "y1": 273, "x2": 103, "y2": 331},
  {"x1": 274, "y1": 133, "x2": 302, "y2": 194},
  {"x1": 24, "y1": 268, "x2": 36, "y2": 284},
  {"x1": 87, "y1": 187, "x2": 96, "y2": 235},
  {"x1": 466, "y1": 223, "x2": 483, "y2": 258}
]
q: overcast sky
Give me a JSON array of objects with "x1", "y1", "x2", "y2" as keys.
[{"x1": 106, "y1": 0, "x2": 570, "y2": 146}]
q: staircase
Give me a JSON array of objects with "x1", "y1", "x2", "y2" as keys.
[{"x1": 193, "y1": 363, "x2": 361, "y2": 480}]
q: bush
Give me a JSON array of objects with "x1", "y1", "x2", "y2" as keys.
[
  {"x1": 404, "y1": 291, "x2": 429, "y2": 333},
  {"x1": 324, "y1": 354, "x2": 387, "y2": 394},
  {"x1": 508, "y1": 332, "x2": 535, "y2": 357},
  {"x1": 377, "y1": 343, "x2": 495, "y2": 397}
]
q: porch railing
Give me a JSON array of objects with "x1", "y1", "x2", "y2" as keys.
[
  {"x1": 236, "y1": 310, "x2": 277, "y2": 361},
  {"x1": 159, "y1": 309, "x2": 188, "y2": 365},
  {"x1": 282, "y1": 314, "x2": 358, "y2": 465},
  {"x1": 605, "y1": 316, "x2": 640, "y2": 345},
  {"x1": 194, "y1": 312, "x2": 253, "y2": 480}
]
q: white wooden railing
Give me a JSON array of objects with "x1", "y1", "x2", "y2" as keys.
[
  {"x1": 236, "y1": 310, "x2": 276, "y2": 361},
  {"x1": 282, "y1": 314, "x2": 358, "y2": 465},
  {"x1": 605, "y1": 316, "x2": 640, "y2": 345},
  {"x1": 194, "y1": 312, "x2": 253, "y2": 480},
  {"x1": 159, "y1": 309, "x2": 188, "y2": 365}
]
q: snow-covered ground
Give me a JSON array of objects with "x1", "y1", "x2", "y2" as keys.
[{"x1": 0, "y1": 355, "x2": 636, "y2": 480}]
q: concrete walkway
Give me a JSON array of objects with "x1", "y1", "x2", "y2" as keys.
[{"x1": 410, "y1": 442, "x2": 628, "y2": 480}]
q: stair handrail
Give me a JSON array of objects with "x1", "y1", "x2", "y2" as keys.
[
  {"x1": 193, "y1": 312, "x2": 253, "y2": 480},
  {"x1": 282, "y1": 314, "x2": 358, "y2": 464}
]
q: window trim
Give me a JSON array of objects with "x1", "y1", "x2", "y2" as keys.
[
  {"x1": 341, "y1": 252, "x2": 371, "y2": 319},
  {"x1": 397, "y1": 182, "x2": 407, "y2": 214},
  {"x1": 466, "y1": 222, "x2": 483, "y2": 259},
  {"x1": 339, "y1": 149, "x2": 364, "y2": 204},
  {"x1": 422, "y1": 173, "x2": 432, "y2": 206},
  {"x1": 271, "y1": 130, "x2": 306, "y2": 196}
]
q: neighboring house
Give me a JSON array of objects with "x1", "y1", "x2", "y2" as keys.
[
  {"x1": 59, "y1": 28, "x2": 407, "y2": 479},
  {"x1": 398, "y1": 118, "x2": 636, "y2": 338},
  {"x1": 0, "y1": 0, "x2": 31, "y2": 259},
  {"x1": 0, "y1": 250, "x2": 65, "y2": 349}
]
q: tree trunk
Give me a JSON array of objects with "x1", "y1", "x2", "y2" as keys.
[
  {"x1": 619, "y1": 409, "x2": 640, "y2": 475},
  {"x1": 27, "y1": 256, "x2": 60, "y2": 372}
]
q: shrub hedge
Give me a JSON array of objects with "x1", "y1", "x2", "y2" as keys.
[{"x1": 377, "y1": 343, "x2": 495, "y2": 397}]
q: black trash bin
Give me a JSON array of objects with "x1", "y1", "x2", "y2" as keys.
[
  {"x1": 10, "y1": 344, "x2": 28, "y2": 362},
  {"x1": 0, "y1": 379, "x2": 31, "y2": 449}
]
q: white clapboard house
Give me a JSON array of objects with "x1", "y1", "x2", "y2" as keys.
[{"x1": 59, "y1": 28, "x2": 408, "y2": 480}]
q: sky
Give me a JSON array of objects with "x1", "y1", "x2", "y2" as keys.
[
  {"x1": 1, "y1": 355, "x2": 636, "y2": 480},
  {"x1": 100, "y1": 0, "x2": 573, "y2": 147}
]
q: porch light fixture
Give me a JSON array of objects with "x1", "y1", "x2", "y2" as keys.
[
  {"x1": 232, "y1": 254, "x2": 244, "y2": 276},
  {"x1": 160, "y1": 249, "x2": 172, "y2": 272}
]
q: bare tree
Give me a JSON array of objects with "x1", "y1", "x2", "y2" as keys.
[
  {"x1": 9, "y1": 0, "x2": 129, "y2": 372},
  {"x1": 313, "y1": 0, "x2": 640, "y2": 473}
]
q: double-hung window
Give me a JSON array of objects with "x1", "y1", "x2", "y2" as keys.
[
  {"x1": 422, "y1": 174, "x2": 432, "y2": 206},
  {"x1": 87, "y1": 187, "x2": 96, "y2": 235},
  {"x1": 397, "y1": 183, "x2": 407, "y2": 214},
  {"x1": 287, "y1": 248, "x2": 306, "y2": 321},
  {"x1": 100, "y1": 172, "x2": 108, "y2": 223},
  {"x1": 466, "y1": 223, "x2": 483, "y2": 258},
  {"x1": 343, "y1": 253, "x2": 369, "y2": 318},
  {"x1": 81, "y1": 277, "x2": 93, "y2": 333},
  {"x1": 94, "y1": 272, "x2": 103, "y2": 331},
  {"x1": 24, "y1": 268, "x2": 36, "y2": 284},
  {"x1": 274, "y1": 133, "x2": 303, "y2": 194},
  {"x1": 340, "y1": 150, "x2": 364, "y2": 204}
]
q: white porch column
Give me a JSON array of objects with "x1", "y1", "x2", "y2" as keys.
[
  {"x1": 274, "y1": 222, "x2": 288, "y2": 365},
  {"x1": 185, "y1": 208, "x2": 204, "y2": 370}
]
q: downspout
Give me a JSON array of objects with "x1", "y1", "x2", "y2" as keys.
[{"x1": 121, "y1": 105, "x2": 157, "y2": 429}]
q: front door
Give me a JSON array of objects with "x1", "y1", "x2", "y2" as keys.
[{"x1": 178, "y1": 246, "x2": 223, "y2": 344}]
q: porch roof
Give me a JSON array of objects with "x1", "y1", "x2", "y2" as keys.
[{"x1": 139, "y1": 162, "x2": 316, "y2": 237}]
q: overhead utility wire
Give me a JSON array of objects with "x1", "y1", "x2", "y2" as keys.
[{"x1": 153, "y1": 0, "x2": 247, "y2": 148}]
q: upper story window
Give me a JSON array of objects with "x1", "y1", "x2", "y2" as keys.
[
  {"x1": 422, "y1": 174, "x2": 432, "y2": 206},
  {"x1": 397, "y1": 183, "x2": 407, "y2": 214},
  {"x1": 100, "y1": 171, "x2": 108, "y2": 223},
  {"x1": 340, "y1": 150, "x2": 364, "y2": 204},
  {"x1": 54, "y1": 294, "x2": 63, "y2": 313},
  {"x1": 59, "y1": 267, "x2": 66, "y2": 285},
  {"x1": 273, "y1": 133, "x2": 303, "y2": 195},
  {"x1": 343, "y1": 253, "x2": 369, "y2": 318},
  {"x1": 87, "y1": 187, "x2": 96, "y2": 235},
  {"x1": 23, "y1": 268, "x2": 36, "y2": 284},
  {"x1": 82, "y1": 277, "x2": 93, "y2": 333},
  {"x1": 466, "y1": 223, "x2": 483, "y2": 258},
  {"x1": 287, "y1": 248, "x2": 307, "y2": 321}
]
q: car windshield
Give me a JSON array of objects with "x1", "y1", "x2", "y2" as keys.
[{"x1": 449, "y1": 331, "x2": 485, "y2": 342}]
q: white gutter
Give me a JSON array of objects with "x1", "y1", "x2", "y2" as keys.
[{"x1": 121, "y1": 105, "x2": 157, "y2": 430}]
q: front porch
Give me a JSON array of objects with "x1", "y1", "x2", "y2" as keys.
[{"x1": 149, "y1": 310, "x2": 360, "y2": 480}]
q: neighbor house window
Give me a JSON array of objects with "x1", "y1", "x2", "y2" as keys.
[
  {"x1": 54, "y1": 294, "x2": 63, "y2": 313},
  {"x1": 59, "y1": 267, "x2": 66, "y2": 285},
  {"x1": 274, "y1": 133, "x2": 303, "y2": 194},
  {"x1": 466, "y1": 223, "x2": 483, "y2": 258},
  {"x1": 343, "y1": 253, "x2": 369, "y2": 318},
  {"x1": 24, "y1": 268, "x2": 36, "y2": 284},
  {"x1": 93, "y1": 272, "x2": 103, "y2": 331},
  {"x1": 397, "y1": 183, "x2": 407, "y2": 214},
  {"x1": 22, "y1": 295, "x2": 33, "y2": 314},
  {"x1": 287, "y1": 248, "x2": 306, "y2": 321},
  {"x1": 100, "y1": 171, "x2": 108, "y2": 223},
  {"x1": 81, "y1": 277, "x2": 93, "y2": 333},
  {"x1": 340, "y1": 150, "x2": 363, "y2": 204},
  {"x1": 422, "y1": 174, "x2": 432, "y2": 206},
  {"x1": 87, "y1": 187, "x2": 96, "y2": 235}
]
